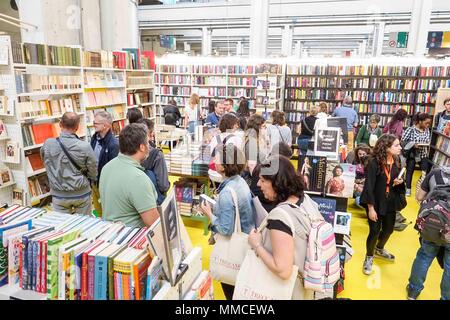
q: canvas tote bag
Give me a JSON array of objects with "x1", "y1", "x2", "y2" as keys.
[
  {"x1": 233, "y1": 211, "x2": 299, "y2": 300},
  {"x1": 209, "y1": 189, "x2": 250, "y2": 285}
]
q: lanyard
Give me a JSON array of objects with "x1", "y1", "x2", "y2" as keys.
[{"x1": 384, "y1": 162, "x2": 393, "y2": 194}]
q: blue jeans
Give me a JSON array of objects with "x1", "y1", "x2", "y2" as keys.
[
  {"x1": 297, "y1": 136, "x2": 311, "y2": 156},
  {"x1": 408, "y1": 240, "x2": 450, "y2": 300}
]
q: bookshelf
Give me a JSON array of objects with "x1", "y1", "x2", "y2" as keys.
[
  {"x1": 125, "y1": 69, "x2": 156, "y2": 123},
  {"x1": 428, "y1": 87, "x2": 450, "y2": 170},
  {"x1": 284, "y1": 63, "x2": 450, "y2": 136}
]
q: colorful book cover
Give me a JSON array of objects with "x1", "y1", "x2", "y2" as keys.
[
  {"x1": 87, "y1": 241, "x2": 110, "y2": 300},
  {"x1": 108, "y1": 245, "x2": 128, "y2": 300},
  {"x1": 133, "y1": 252, "x2": 152, "y2": 300},
  {"x1": 46, "y1": 229, "x2": 81, "y2": 300},
  {"x1": 311, "y1": 197, "x2": 337, "y2": 225},
  {"x1": 6, "y1": 229, "x2": 31, "y2": 286},
  {"x1": 146, "y1": 256, "x2": 164, "y2": 300},
  {"x1": 325, "y1": 162, "x2": 356, "y2": 198},
  {"x1": 298, "y1": 155, "x2": 327, "y2": 194},
  {"x1": 94, "y1": 244, "x2": 121, "y2": 300},
  {"x1": 0, "y1": 219, "x2": 33, "y2": 286}
]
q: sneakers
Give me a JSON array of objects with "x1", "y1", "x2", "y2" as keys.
[
  {"x1": 363, "y1": 256, "x2": 374, "y2": 275},
  {"x1": 375, "y1": 248, "x2": 395, "y2": 261},
  {"x1": 394, "y1": 221, "x2": 408, "y2": 232},
  {"x1": 396, "y1": 212, "x2": 407, "y2": 223},
  {"x1": 406, "y1": 189, "x2": 411, "y2": 197},
  {"x1": 406, "y1": 285, "x2": 418, "y2": 300}
]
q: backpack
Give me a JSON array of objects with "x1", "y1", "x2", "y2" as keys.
[
  {"x1": 144, "y1": 147, "x2": 166, "y2": 205},
  {"x1": 209, "y1": 134, "x2": 236, "y2": 170},
  {"x1": 415, "y1": 183, "x2": 450, "y2": 245},
  {"x1": 281, "y1": 197, "x2": 340, "y2": 294}
]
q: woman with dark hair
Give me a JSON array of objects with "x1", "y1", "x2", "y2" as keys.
[
  {"x1": 383, "y1": 108, "x2": 408, "y2": 139},
  {"x1": 199, "y1": 144, "x2": 255, "y2": 300},
  {"x1": 360, "y1": 134, "x2": 406, "y2": 275},
  {"x1": 237, "y1": 98, "x2": 251, "y2": 130},
  {"x1": 267, "y1": 110, "x2": 292, "y2": 148},
  {"x1": 247, "y1": 155, "x2": 323, "y2": 300},
  {"x1": 127, "y1": 108, "x2": 143, "y2": 124},
  {"x1": 352, "y1": 143, "x2": 371, "y2": 207},
  {"x1": 208, "y1": 100, "x2": 216, "y2": 114},
  {"x1": 297, "y1": 105, "x2": 318, "y2": 155},
  {"x1": 244, "y1": 114, "x2": 269, "y2": 174},
  {"x1": 401, "y1": 112, "x2": 432, "y2": 196},
  {"x1": 325, "y1": 165, "x2": 345, "y2": 196}
]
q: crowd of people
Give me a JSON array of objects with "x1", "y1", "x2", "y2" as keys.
[{"x1": 39, "y1": 92, "x2": 449, "y2": 300}]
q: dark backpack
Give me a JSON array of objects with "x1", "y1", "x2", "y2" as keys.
[
  {"x1": 415, "y1": 181, "x2": 450, "y2": 246},
  {"x1": 144, "y1": 147, "x2": 166, "y2": 205}
]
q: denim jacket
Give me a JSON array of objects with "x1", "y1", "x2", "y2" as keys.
[{"x1": 211, "y1": 175, "x2": 256, "y2": 236}]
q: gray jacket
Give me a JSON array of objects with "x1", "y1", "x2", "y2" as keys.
[{"x1": 41, "y1": 132, "x2": 98, "y2": 198}]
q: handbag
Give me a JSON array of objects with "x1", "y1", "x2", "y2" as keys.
[
  {"x1": 233, "y1": 211, "x2": 299, "y2": 300},
  {"x1": 56, "y1": 138, "x2": 89, "y2": 178},
  {"x1": 209, "y1": 189, "x2": 250, "y2": 285}
]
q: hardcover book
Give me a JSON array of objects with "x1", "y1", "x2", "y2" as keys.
[
  {"x1": 298, "y1": 155, "x2": 327, "y2": 194},
  {"x1": 325, "y1": 163, "x2": 356, "y2": 198}
]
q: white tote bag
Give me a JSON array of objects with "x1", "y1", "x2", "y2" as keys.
[
  {"x1": 233, "y1": 211, "x2": 299, "y2": 300},
  {"x1": 209, "y1": 189, "x2": 250, "y2": 285}
]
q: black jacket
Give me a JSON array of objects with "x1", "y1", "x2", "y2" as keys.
[
  {"x1": 90, "y1": 130, "x2": 119, "y2": 182},
  {"x1": 360, "y1": 158, "x2": 406, "y2": 215},
  {"x1": 163, "y1": 105, "x2": 182, "y2": 126}
]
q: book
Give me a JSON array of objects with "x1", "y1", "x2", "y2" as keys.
[
  {"x1": 132, "y1": 251, "x2": 152, "y2": 300},
  {"x1": 26, "y1": 152, "x2": 45, "y2": 172},
  {"x1": 310, "y1": 197, "x2": 337, "y2": 225},
  {"x1": 0, "y1": 166, "x2": 12, "y2": 185},
  {"x1": 0, "y1": 119, "x2": 7, "y2": 137},
  {"x1": 145, "y1": 256, "x2": 165, "y2": 300},
  {"x1": 334, "y1": 212, "x2": 352, "y2": 235},
  {"x1": 87, "y1": 241, "x2": 111, "y2": 300},
  {"x1": 298, "y1": 155, "x2": 327, "y2": 194},
  {"x1": 31, "y1": 123, "x2": 55, "y2": 145},
  {"x1": 180, "y1": 247, "x2": 202, "y2": 298},
  {"x1": 81, "y1": 240, "x2": 105, "y2": 300},
  {"x1": 325, "y1": 163, "x2": 356, "y2": 198},
  {"x1": 94, "y1": 243, "x2": 123, "y2": 300},
  {"x1": 5, "y1": 141, "x2": 20, "y2": 163}
]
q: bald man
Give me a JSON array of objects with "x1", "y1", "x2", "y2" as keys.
[{"x1": 41, "y1": 112, "x2": 97, "y2": 215}]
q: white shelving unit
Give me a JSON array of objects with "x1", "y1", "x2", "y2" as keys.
[{"x1": 125, "y1": 69, "x2": 156, "y2": 124}]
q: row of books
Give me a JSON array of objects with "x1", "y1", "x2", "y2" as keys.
[
  {"x1": 287, "y1": 77, "x2": 370, "y2": 89},
  {"x1": 22, "y1": 123, "x2": 83, "y2": 147},
  {"x1": 193, "y1": 65, "x2": 227, "y2": 74},
  {"x1": 84, "y1": 71, "x2": 125, "y2": 88},
  {"x1": 370, "y1": 79, "x2": 418, "y2": 90},
  {"x1": 195, "y1": 88, "x2": 226, "y2": 97},
  {"x1": 157, "y1": 86, "x2": 191, "y2": 96},
  {"x1": 28, "y1": 175, "x2": 50, "y2": 199},
  {"x1": 418, "y1": 79, "x2": 450, "y2": 91},
  {"x1": 15, "y1": 73, "x2": 82, "y2": 94},
  {"x1": 193, "y1": 76, "x2": 227, "y2": 86},
  {"x1": 416, "y1": 92, "x2": 436, "y2": 103},
  {"x1": 86, "y1": 106, "x2": 125, "y2": 126},
  {"x1": 157, "y1": 96, "x2": 189, "y2": 107},
  {"x1": 419, "y1": 66, "x2": 450, "y2": 77},
  {"x1": 358, "y1": 104, "x2": 413, "y2": 114},
  {"x1": 127, "y1": 92, "x2": 153, "y2": 106},
  {"x1": 228, "y1": 88, "x2": 255, "y2": 98},
  {"x1": 112, "y1": 49, "x2": 154, "y2": 70},
  {"x1": 83, "y1": 51, "x2": 114, "y2": 69},
  {"x1": 228, "y1": 66, "x2": 256, "y2": 74},
  {"x1": 158, "y1": 65, "x2": 191, "y2": 74},
  {"x1": 371, "y1": 65, "x2": 419, "y2": 77},
  {"x1": 368, "y1": 91, "x2": 416, "y2": 103},
  {"x1": 228, "y1": 76, "x2": 256, "y2": 86},
  {"x1": 17, "y1": 95, "x2": 80, "y2": 119},
  {"x1": 414, "y1": 105, "x2": 434, "y2": 114},
  {"x1": 255, "y1": 63, "x2": 283, "y2": 74},
  {"x1": 435, "y1": 135, "x2": 450, "y2": 155},
  {"x1": 126, "y1": 76, "x2": 154, "y2": 89},
  {"x1": 156, "y1": 75, "x2": 191, "y2": 85},
  {"x1": 22, "y1": 43, "x2": 81, "y2": 67},
  {"x1": 432, "y1": 150, "x2": 450, "y2": 166},
  {"x1": 287, "y1": 65, "x2": 371, "y2": 76},
  {"x1": 11, "y1": 41, "x2": 24, "y2": 64},
  {"x1": 86, "y1": 89, "x2": 124, "y2": 107}
]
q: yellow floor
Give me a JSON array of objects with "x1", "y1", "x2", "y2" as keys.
[{"x1": 181, "y1": 171, "x2": 443, "y2": 300}]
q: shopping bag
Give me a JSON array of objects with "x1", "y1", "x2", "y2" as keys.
[{"x1": 209, "y1": 189, "x2": 250, "y2": 285}]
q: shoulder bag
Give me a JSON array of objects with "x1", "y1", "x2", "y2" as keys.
[
  {"x1": 209, "y1": 189, "x2": 250, "y2": 285},
  {"x1": 233, "y1": 209, "x2": 299, "y2": 300},
  {"x1": 56, "y1": 138, "x2": 89, "y2": 178}
]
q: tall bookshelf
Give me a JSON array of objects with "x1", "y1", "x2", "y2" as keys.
[
  {"x1": 429, "y1": 87, "x2": 450, "y2": 169},
  {"x1": 284, "y1": 63, "x2": 450, "y2": 138}
]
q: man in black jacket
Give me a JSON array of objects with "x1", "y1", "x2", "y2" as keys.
[
  {"x1": 163, "y1": 100, "x2": 182, "y2": 127},
  {"x1": 91, "y1": 111, "x2": 120, "y2": 217}
]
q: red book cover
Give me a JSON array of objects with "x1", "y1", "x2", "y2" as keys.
[
  {"x1": 113, "y1": 272, "x2": 119, "y2": 300},
  {"x1": 31, "y1": 123, "x2": 55, "y2": 145},
  {"x1": 81, "y1": 240, "x2": 104, "y2": 300},
  {"x1": 141, "y1": 51, "x2": 155, "y2": 70},
  {"x1": 87, "y1": 253, "x2": 97, "y2": 300}
]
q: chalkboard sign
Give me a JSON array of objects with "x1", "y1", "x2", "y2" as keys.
[{"x1": 314, "y1": 128, "x2": 341, "y2": 160}]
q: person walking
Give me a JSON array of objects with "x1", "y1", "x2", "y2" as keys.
[
  {"x1": 360, "y1": 134, "x2": 407, "y2": 275},
  {"x1": 332, "y1": 96, "x2": 359, "y2": 152},
  {"x1": 41, "y1": 112, "x2": 97, "y2": 215},
  {"x1": 90, "y1": 111, "x2": 119, "y2": 217}
]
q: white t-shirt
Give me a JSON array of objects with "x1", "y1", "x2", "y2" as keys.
[{"x1": 185, "y1": 104, "x2": 200, "y2": 122}]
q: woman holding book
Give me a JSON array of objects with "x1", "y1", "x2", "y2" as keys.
[
  {"x1": 247, "y1": 155, "x2": 323, "y2": 300},
  {"x1": 401, "y1": 112, "x2": 432, "y2": 197},
  {"x1": 360, "y1": 134, "x2": 406, "y2": 275},
  {"x1": 356, "y1": 114, "x2": 383, "y2": 147},
  {"x1": 199, "y1": 144, "x2": 255, "y2": 300},
  {"x1": 185, "y1": 93, "x2": 204, "y2": 136}
]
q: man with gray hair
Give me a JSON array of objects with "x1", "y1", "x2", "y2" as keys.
[
  {"x1": 41, "y1": 112, "x2": 97, "y2": 215},
  {"x1": 332, "y1": 95, "x2": 359, "y2": 151},
  {"x1": 90, "y1": 110, "x2": 119, "y2": 217}
]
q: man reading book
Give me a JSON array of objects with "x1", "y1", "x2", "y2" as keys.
[
  {"x1": 100, "y1": 123, "x2": 159, "y2": 228},
  {"x1": 90, "y1": 111, "x2": 119, "y2": 217},
  {"x1": 41, "y1": 112, "x2": 98, "y2": 215}
]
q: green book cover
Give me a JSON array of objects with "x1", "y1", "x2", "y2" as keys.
[{"x1": 46, "y1": 230, "x2": 81, "y2": 300}]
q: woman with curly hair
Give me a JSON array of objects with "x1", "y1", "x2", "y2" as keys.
[
  {"x1": 360, "y1": 134, "x2": 406, "y2": 275},
  {"x1": 247, "y1": 155, "x2": 324, "y2": 299}
]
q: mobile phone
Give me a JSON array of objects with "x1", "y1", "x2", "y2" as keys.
[
  {"x1": 200, "y1": 194, "x2": 216, "y2": 207},
  {"x1": 397, "y1": 167, "x2": 406, "y2": 180}
]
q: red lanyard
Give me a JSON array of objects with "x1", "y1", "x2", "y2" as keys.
[{"x1": 384, "y1": 162, "x2": 393, "y2": 194}]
